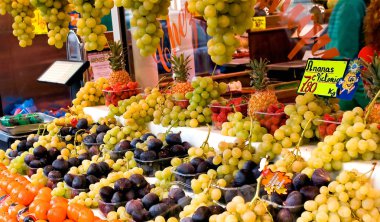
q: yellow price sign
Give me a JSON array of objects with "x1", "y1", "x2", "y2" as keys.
[
  {"x1": 297, "y1": 59, "x2": 349, "y2": 97},
  {"x1": 251, "y1": 16, "x2": 266, "y2": 31},
  {"x1": 31, "y1": 10, "x2": 47, "y2": 35}
]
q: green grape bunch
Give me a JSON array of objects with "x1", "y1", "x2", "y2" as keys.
[
  {"x1": 70, "y1": 0, "x2": 113, "y2": 51},
  {"x1": 117, "y1": 0, "x2": 171, "y2": 56}
]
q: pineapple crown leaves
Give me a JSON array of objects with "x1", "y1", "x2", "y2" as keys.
[
  {"x1": 360, "y1": 52, "x2": 380, "y2": 99},
  {"x1": 169, "y1": 53, "x2": 192, "y2": 82},
  {"x1": 248, "y1": 58, "x2": 270, "y2": 90},
  {"x1": 108, "y1": 41, "x2": 126, "y2": 72}
]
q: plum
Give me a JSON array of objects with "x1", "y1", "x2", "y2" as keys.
[
  {"x1": 96, "y1": 125, "x2": 110, "y2": 134},
  {"x1": 192, "y1": 206, "x2": 211, "y2": 222},
  {"x1": 140, "y1": 150, "x2": 157, "y2": 161},
  {"x1": 16, "y1": 140, "x2": 27, "y2": 152},
  {"x1": 129, "y1": 174, "x2": 147, "y2": 188},
  {"x1": 196, "y1": 161, "x2": 210, "y2": 173},
  {"x1": 29, "y1": 160, "x2": 42, "y2": 168},
  {"x1": 149, "y1": 203, "x2": 170, "y2": 218},
  {"x1": 292, "y1": 173, "x2": 311, "y2": 190},
  {"x1": 86, "y1": 175, "x2": 99, "y2": 185},
  {"x1": 111, "y1": 191, "x2": 125, "y2": 203},
  {"x1": 43, "y1": 165, "x2": 54, "y2": 177},
  {"x1": 168, "y1": 188, "x2": 185, "y2": 202},
  {"x1": 96, "y1": 133, "x2": 106, "y2": 144},
  {"x1": 142, "y1": 193, "x2": 159, "y2": 209},
  {"x1": 99, "y1": 186, "x2": 115, "y2": 203},
  {"x1": 165, "y1": 132, "x2": 182, "y2": 145},
  {"x1": 64, "y1": 174, "x2": 74, "y2": 187},
  {"x1": 71, "y1": 175, "x2": 87, "y2": 189},
  {"x1": 114, "y1": 178, "x2": 132, "y2": 193},
  {"x1": 300, "y1": 186, "x2": 320, "y2": 201},
  {"x1": 52, "y1": 159, "x2": 69, "y2": 173},
  {"x1": 312, "y1": 168, "x2": 331, "y2": 187},
  {"x1": 47, "y1": 170, "x2": 62, "y2": 179},
  {"x1": 242, "y1": 160, "x2": 257, "y2": 171},
  {"x1": 190, "y1": 157, "x2": 204, "y2": 167},
  {"x1": 126, "y1": 199, "x2": 144, "y2": 215},
  {"x1": 176, "y1": 163, "x2": 195, "y2": 174},
  {"x1": 147, "y1": 138, "x2": 163, "y2": 152},
  {"x1": 33, "y1": 145, "x2": 47, "y2": 158},
  {"x1": 114, "y1": 140, "x2": 131, "y2": 152},
  {"x1": 68, "y1": 157, "x2": 81, "y2": 167},
  {"x1": 24, "y1": 154, "x2": 35, "y2": 166},
  {"x1": 86, "y1": 163, "x2": 101, "y2": 177},
  {"x1": 133, "y1": 148, "x2": 144, "y2": 159},
  {"x1": 277, "y1": 208, "x2": 294, "y2": 222},
  {"x1": 76, "y1": 118, "x2": 88, "y2": 129}
]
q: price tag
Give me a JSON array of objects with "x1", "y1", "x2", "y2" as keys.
[
  {"x1": 297, "y1": 59, "x2": 349, "y2": 97},
  {"x1": 251, "y1": 16, "x2": 266, "y2": 31},
  {"x1": 262, "y1": 169, "x2": 291, "y2": 195},
  {"x1": 31, "y1": 10, "x2": 47, "y2": 35}
]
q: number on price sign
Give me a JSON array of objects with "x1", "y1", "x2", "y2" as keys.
[{"x1": 299, "y1": 75, "x2": 317, "y2": 93}]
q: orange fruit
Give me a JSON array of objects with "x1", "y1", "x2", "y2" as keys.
[
  {"x1": 47, "y1": 206, "x2": 67, "y2": 222},
  {"x1": 77, "y1": 208, "x2": 94, "y2": 222},
  {"x1": 34, "y1": 202, "x2": 50, "y2": 220}
]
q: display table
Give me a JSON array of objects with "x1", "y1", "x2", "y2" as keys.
[{"x1": 84, "y1": 106, "x2": 380, "y2": 189}]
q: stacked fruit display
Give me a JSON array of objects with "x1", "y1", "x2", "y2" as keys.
[
  {"x1": 308, "y1": 107, "x2": 380, "y2": 171},
  {"x1": 98, "y1": 174, "x2": 153, "y2": 216},
  {"x1": 210, "y1": 97, "x2": 248, "y2": 130},
  {"x1": 71, "y1": 77, "x2": 109, "y2": 114},
  {"x1": 134, "y1": 132, "x2": 191, "y2": 176},
  {"x1": 299, "y1": 168, "x2": 380, "y2": 222},
  {"x1": 103, "y1": 41, "x2": 140, "y2": 106}
]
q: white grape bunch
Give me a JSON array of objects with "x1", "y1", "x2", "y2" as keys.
[
  {"x1": 70, "y1": 0, "x2": 113, "y2": 51},
  {"x1": 1, "y1": 0, "x2": 36, "y2": 47},
  {"x1": 187, "y1": 0, "x2": 256, "y2": 65},
  {"x1": 117, "y1": 0, "x2": 170, "y2": 56},
  {"x1": 30, "y1": 0, "x2": 72, "y2": 48}
]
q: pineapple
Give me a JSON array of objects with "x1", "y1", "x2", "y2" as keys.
[
  {"x1": 108, "y1": 41, "x2": 131, "y2": 86},
  {"x1": 248, "y1": 58, "x2": 278, "y2": 116},
  {"x1": 169, "y1": 53, "x2": 193, "y2": 95},
  {"x1": 361, "y1": 53, "x2": 380, "y2": 123}
]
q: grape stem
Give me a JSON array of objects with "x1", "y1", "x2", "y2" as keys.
[
  {"x1": 249, "y1": 174, "x2": 263, "y2": 206},
  {"x1": 200, "y1": 124, "x2": 211, "y2": 149},
  {"x1": 358, "y1": 162, "x2": 377, "y2": 179},
  {"x1": 74, "y1": 129, "x2": 85, "y2": 147},
  {"x1": 293, "y1": 117, "x2": 314, "y2": 157},
  {"x1": 211, "y1": 64, "x2": 217, "y2": 76},
  {"x1": 364, "y1": 89, "x2": 380, "y2": 124},
  {"x1": 165, "y1": 120, "x2": 179, "y2": 136},
  {"x1": 247, "y1": 116, "x2": 254, "y2": 151}
]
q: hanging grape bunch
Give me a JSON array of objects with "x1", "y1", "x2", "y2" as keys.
[
  {"x1": 0, "y1": 0, "x2": 36, "y2": 47},
  {"x1": 116, "y1": 0, "x2": 171, "y2": 56},
  {"x1": 30, "y1": 0, "x2": 73, "y2": 48},
  {"x1": 187, "y1": 0, "x2": 256, "y2": 65},
  {"x1": 70, "y1": 0, "x2": 113, "y2": 51}
]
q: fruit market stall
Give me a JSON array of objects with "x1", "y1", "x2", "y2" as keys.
[{"x1": 2, "y1": 0, "x2": 380, "y2": 221}]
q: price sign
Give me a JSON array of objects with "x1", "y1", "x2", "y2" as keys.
[
  {"x1": 251, "y1": 16, "x2": 266, "y2": 31},
  {"x1": 297, "y1": 59, "x2": 349, "y2": 97}
]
